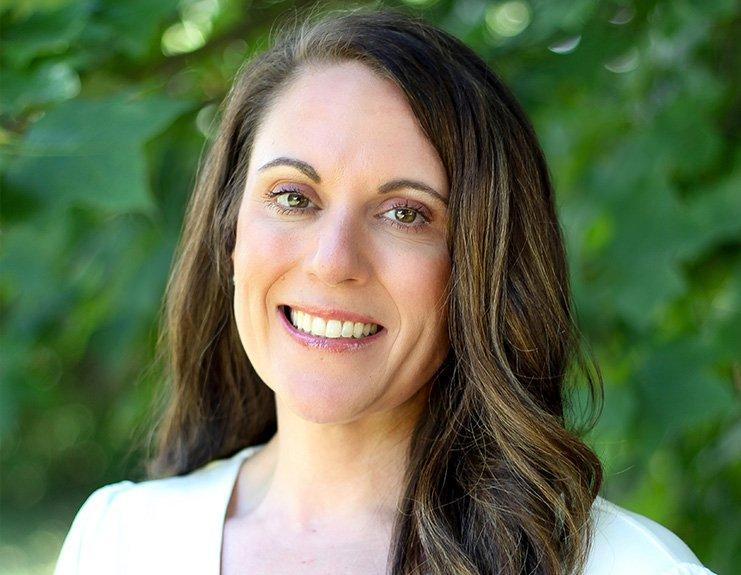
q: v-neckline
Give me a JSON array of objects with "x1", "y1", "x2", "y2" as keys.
[{"x1": 214, "y1": 443, "x2": 267, "y2": 574}]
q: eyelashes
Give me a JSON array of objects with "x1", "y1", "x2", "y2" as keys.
[{"x1": 262, "y1": 187, "x2": 432, "y2": 234}]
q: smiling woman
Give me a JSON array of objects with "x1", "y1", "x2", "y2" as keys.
[
  {"x1": 231, "y1": 60, "x2": 451, "y2": 429},
  {"x1": 54, "y1": 6, "x2": 715, "y2": 575}
]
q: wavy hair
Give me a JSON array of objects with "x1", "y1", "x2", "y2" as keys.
[{"x1": 146, "y1": 6, "x2": 604, "y2": 574}]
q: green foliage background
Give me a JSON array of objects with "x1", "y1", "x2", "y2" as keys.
[{"x1": 1, "y1": 0, "x2": 738, "y2": 572}]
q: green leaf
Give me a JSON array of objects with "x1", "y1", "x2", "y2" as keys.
[
  {"x1": 596, "y1": 173, "x2": 692, "y2": 330},
  {"x1": 704, "y1": 258, "x2": 741, "y2": 366},
  {"x1": 634, "y1": 339, "x2": 734, "y2": 446},
  {"x1": 0, "y1": 61, "x2": 81, "y2": 117},
  {"x1": 685, "y1": 164, "x2": 741, "y2": 258},
  {"x1": 4, "y1": 91, "x2": 195, "y2": 214},
  {"x1": 0, "y1": 2, "x2": 91, "y2": 68},
  {"x1": 91, "y1": 0, "x2": 180, "y2": 59}
]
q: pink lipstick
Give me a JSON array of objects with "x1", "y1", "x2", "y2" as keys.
[{"x1": 277, "y1": 305, "x2": 386, "y2": 352}]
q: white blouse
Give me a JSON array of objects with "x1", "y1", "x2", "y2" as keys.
[{"x1": 54, "y1": 444, "x2": 717, "y2": 575}]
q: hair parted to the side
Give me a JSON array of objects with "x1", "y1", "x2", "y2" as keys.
[{"x1": 145, "y1": 5, "x2": 604, "y2": 574}]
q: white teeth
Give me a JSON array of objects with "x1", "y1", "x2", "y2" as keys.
[
  {"x1": 325, "y1": 319, "x2": 342, "y2": 338},
  {"x1": 287, "y1": 307, "x2": 379, "y2": 339},
  {"x1": 341, "y1": 321, "x2": 354, "y2": 337},
  {"x1": 310, "y1": 316, "x2": 326, "y2": 336},
  {"x1": 352, "y1": 322, "x2": 364, "y2": 338}
]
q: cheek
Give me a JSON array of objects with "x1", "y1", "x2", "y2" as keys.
[
  {"x1": 422, "y1": 256, "x2": 451, "y2": 348},
  {"x1": 234, "y1": 207, "x2": 298, "y2": 283},
  {"x1": 232, "y1": 207, "x2": 300, "y2": 347},
  {"x1": 381, "y1": 241, "x2": 451, "y2": 331}
]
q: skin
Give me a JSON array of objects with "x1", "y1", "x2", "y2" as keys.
[{"x1": 224, "y1": 61, "x2": 451, "y2": 573}]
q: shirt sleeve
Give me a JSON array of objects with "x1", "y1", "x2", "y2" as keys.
[
  {"x1": 53, "y1": 481, "x2": 134, "y2": 575},
  {"x1": 586, "y1": 497, "x2": 719, "y2": 575},
  {"x1": 658, "y1": 564, "x2": 718, "y2": 575}
]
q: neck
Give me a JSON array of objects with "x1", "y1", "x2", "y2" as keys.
[{"x1": 233, "y1": 385, "x2": 429, "y2": 534}]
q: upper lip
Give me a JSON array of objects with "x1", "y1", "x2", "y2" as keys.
[{"x1": 281, "y1": 303, "x2": 384, "y2": 327}]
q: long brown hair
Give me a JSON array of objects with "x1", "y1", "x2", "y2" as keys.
[{"x1": 146, "y1": 6, "x2": 603, "y2": 574}]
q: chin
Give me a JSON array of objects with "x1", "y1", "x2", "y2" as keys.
[{"x1": 276, "y1": 374, "x2": 378, "y2": 424}]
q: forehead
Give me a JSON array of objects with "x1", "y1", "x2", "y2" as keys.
[{"x1": 249, "y1": 61, "x2": 448, "y2": 191}]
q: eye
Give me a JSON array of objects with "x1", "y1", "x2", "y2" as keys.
[
  {"x1": 379, "y1": 202, "x2": 431, "y2": 233},
  {"x1": 263, "y1": 187, "x2": 317, "y2": 215},
  {"x1": 276, "y1": 190, "x2": 312, "y2": 209},
  {"x1": 263, "y1": 188, "x2": 431, "y2": 234},
  {"x1": 386, "y1": 206, "x2": 419, "y2": 224}
]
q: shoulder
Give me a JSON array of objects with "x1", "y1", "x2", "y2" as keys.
[
  {"x1": 585, "y1": 496, "x2": 717, "y2": 575},
  {"x1": 54, "y1": 446, "x2": 257, "y2": 575},
  {"x1": 53, "y1": 480, "x2": 137, "y2": 574}
]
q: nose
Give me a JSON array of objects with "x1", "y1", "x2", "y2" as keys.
[{"x1": 305, "y1": 206, "x2": 370, "y2": 286}]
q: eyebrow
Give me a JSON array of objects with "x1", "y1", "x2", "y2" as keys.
[{"x1": 257, "y1": 156, "x2": 448, "y2": 207}]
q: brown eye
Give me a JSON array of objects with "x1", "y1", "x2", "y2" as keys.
[
  {"x1": 379, "y1": 202, "x2": 430, "y2": 233},
  {"x1": 394, "y1": 207, "x2": 418, "y2": 224}
]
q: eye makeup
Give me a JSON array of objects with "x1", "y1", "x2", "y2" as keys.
[{"x1": 261, "y1": 186, "x2": 434, "y2": 234}]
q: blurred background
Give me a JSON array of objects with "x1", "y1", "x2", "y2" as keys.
[{"x1": 1, "y1": 0, "x2": 738, "y2": 573}]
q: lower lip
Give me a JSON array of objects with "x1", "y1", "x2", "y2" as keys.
[{"x1": 277, "y1": 306, "x2": 386, "y2": 352}]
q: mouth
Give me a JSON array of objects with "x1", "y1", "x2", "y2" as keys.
[{"x1": 279, "y1": 305, "x2": 384, "y2": 339}]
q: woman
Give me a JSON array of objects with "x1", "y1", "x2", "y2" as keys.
[{"x1": 54, "y1": 7, "x2": 716, "y2": 575}]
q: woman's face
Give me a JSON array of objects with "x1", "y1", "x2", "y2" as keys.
[{"x1": 232, "y1": 61, "x2": 450, "y2": 424}]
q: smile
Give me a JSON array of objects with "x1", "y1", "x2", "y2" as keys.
[
  {"x1": 278, "y1": 305, "x2": 385, "y2": 352},
  {"x1": 286, "y1": 305, "x2": 380, "y2": 338}
]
